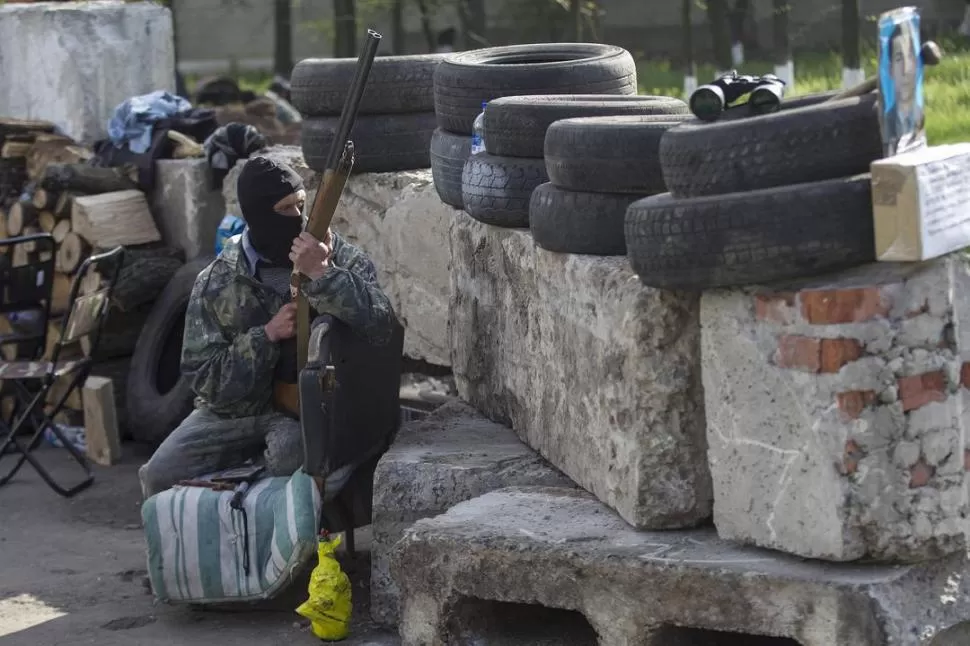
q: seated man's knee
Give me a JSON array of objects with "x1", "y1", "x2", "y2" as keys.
[
  {"x1": 263, "y1": 418, "x2": 303, "y2": 477},
  {"x1": 138, "y1": 459, "x2": 173, "y2": 500}
]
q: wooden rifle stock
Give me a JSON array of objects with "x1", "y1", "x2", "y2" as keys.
[{"x1": 272, "y1": 29, "x2": 383, "y2": 419}]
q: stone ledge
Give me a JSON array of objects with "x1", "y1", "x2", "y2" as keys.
[
  {"x1": 223, "y1": 147, "x2": 452, "y2": 366},
  {"x1": 392, "y1": 487, "x2": 970, "y2": 646},
  {"x1": 449, "y1": 210, "x2": 710, "y2": 529},
  {"x1": 152, "y1": 159, "x2": 226, "y2": 261},
  {"x1": 370, "y1": 400, "x2": 573, "y2": 628},
  {"x1": 701, "y1": 256, "x2": 970, "y2": 562}
]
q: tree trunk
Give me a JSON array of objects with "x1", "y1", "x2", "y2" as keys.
[
  {"x1": 683, "y1": 0, "x2": 697, "y2": 95},
  {"x1": 842, "y1": 0, "x2": 862, "y2": 88},
  {"x1": 457, "y1": 0, "x2": 487, "y2": 49},
  {"x1": 333, "y1": 0, "x2": 358, "y2": 58},
  {"x1": 414, "y1": 0, "x2": 436, "y2": 52},
  {"x1": 274, "y1": 0, "x2": 293, "y2": 78},
  {"x1": 391, "y1": 0, "x2": 405, "y2": 54},
  {"x1": 707, "y1": 0, "x2": 733, "y2": 73},
  {"x1": 571, "y1": 0, "x2": 583, "y2": 42},
  {"x1": 773, "y1": 0, "x2": 793, "y2": 87}
]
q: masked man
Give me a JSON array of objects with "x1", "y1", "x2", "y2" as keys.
[{"x1": 138, "y1": 156, "x2": 397, "y2": 499}]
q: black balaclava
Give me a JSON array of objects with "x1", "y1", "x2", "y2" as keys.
[{"x1": 236, "y1": 156, "x2": 305, "y2": 267}]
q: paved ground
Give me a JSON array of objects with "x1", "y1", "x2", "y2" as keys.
[{"x1": 0, "y1": 443, "x2": 399, "y2": 646}]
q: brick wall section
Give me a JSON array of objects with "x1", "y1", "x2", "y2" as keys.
[{"x1": 701, "y1": 257, "x2": 970, "y2": 563}]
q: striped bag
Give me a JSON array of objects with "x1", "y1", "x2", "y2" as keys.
[{"x1": 141, "y1": 470, "x2": 322, "y2": 604}]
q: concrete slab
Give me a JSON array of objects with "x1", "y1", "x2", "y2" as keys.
[
  {"x1": 449, "y1": 209, "x2": 711, "y2": 529},
  {"x1": 152, "y1": 159, "x2": 227, "y2": 261},
  {"x1": 0, "y1": 1, "x2": 176, "y2": 144},
  {"x1": 0, "y1": 445, "x2": 398, "y2": 646},
  {"x1": 370, "y1": 401, "x2": 574, "y2": 628},
  {"x1": 391, "y1": 487, "x2": 970, "y2": 646},
  {"x1": 223, "y1": 147, "x2": 453, "y2": 366},
  {"x1": 701, "y1": 256, "x2": 970, "y2": 562}
]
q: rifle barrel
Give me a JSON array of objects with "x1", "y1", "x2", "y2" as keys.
[{"x1": 326, "y1": 29, "x2": 382, "y2": 170}]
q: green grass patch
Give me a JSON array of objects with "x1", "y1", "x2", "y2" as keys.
[{"x1": 637, "y1": 43, "x2": 970, "y2": 146}]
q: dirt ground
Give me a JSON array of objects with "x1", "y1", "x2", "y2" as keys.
[{"x1": 0, "y1": 444, "x2": 399, "y2": 646}]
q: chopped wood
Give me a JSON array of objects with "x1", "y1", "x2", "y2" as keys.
[
  {"x1": 31, "y1": 187, "x2": 53, "y2": 210},
  {"x1": 79, "y1": 269, "x2": 102, "y2": 296},
  {"x1": 89, "y1": 357, "x2": 131, "y2": 435},
  {"x1": 42, "y1": 163, "x2": 137, "y2": 195},
  {"x1": 99, "y1": 244, "x2": 184, "y2": 313},
  {"x1": 39, "y1": 250, "x2": 53, "y2": 262},
  {"x1": 11, "y1": 244, "x2": 30, "y2": 267},
  {"x1": 7, "y1": 200, "x2": 35, "y2": 236},
  {"x1": 1, "y1": 141, "x2": 31, "y2": 159},
  {"x1": 21, "y1": 225, "x2": 40, "y2": 252},
  {"x1": 0, "y1": 117, "x2": 56, "y2": 135},
  {"x1": 81, "y1": 301, "x2": 152, "y2": 360},
  {"x1": 45, "y1": 320, "x2": 83, "y2": 362},
  {"x1": 27, "y1": 141, "x2": 91, "y2": 180},
  {"x1": 71, "y1": 190, "x2": 160, "y2": 247},
  {"x1": 54, "y1": 191, "x2": 78, "y2": 218},
  {"x1": 51, "y1": 218, "x2": 71, "y2": 244},
  {"x1": 52, "y1": 408, "x2": 85, "y2": 428},
  {"x1": 46, "y1": 374, "x2": 83, "y2": 410},
  {"x1": 0, "y1": 208, "x2": 7, "y2": 242},
  {"x1": 55, "y1": 231, "x2": 90, "y2": 274},
  {"x1": 51, "y1": 272, "x2": 73, "y2": 314},
  {"x1": 38, "y1": 210, "x2": 56, "y2": 233},
  {"x1": 82, "y1": 376, "x2": 121, "y2": 466}
]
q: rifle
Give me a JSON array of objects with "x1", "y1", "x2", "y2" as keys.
[{"x1": 272, "y1": 29, "x2": 383, "y2": 419}]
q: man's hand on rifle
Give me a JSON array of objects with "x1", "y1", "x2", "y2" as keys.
[
  {"x1": 290, "y1": 230, "x2": 333, "y2": 281},
  {"x1": 265, "y1": 302, "x2": 298, "y2": 342}
]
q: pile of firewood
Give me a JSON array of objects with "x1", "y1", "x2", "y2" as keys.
[{"x1": 0, "y1": 118, "x2": 185, "y2": 436}]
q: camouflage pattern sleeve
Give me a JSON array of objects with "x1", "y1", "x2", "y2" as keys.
[
  {"x1": 301, "y1": 232, "x2": 397, "y2": 346},
  {"x1": 181, "y1": 266, "x2": 280, "y2": 412}
]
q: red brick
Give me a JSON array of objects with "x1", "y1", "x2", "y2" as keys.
[
  {"x1": 909, "y1": 458, "x2": 936, "y2": 488},
  {"x1": 837, "y1": 391, "x2": 877, "y2": 420},
  {"x1": 842, "y1": 439, "x2": 866, "y2": 475},
  {"x1": 898, "y1": 371, "x2": 947, "y2": 412},
  {"x1": 775, "y1": 335, "x2": 820, "y2": 373},
  {"x1": 961, "y1": 363, "x2": 970, "y2": 390},
  {"x1": 755, "y1": 292, "x2": 796, "y2": 323},
  {"x1": 800, "y1": 287, "x2": 890, "y2": 325},
  {"x1": 819, "y1": 338, "x2": 864, "y2": 373}
]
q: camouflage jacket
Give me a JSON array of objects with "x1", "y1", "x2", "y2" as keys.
[{"x1": 180, "y1": 231, "x2": 397, "y2": 418}]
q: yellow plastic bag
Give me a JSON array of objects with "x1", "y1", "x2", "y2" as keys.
[{"x1": 296, "y1": 533, "x2": 353, "y2": 641}]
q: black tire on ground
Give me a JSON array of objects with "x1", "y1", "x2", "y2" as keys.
[
  {"x1": 430, "y1": 128, "x2": 471, "y2": 208},
  {"x1": 302, "y1": 113, "x2": 436, "y2": 174},
  {"x1": 545, "y1": 114, "x2": 693, "y2": 194},
  {"x1": 623, "y1": 174, "x2": 876, "y2": 290},
  {"x1": 529, "y1": 183, "x2": 649, "y2": 256},
  {"x1": 433, "y1": 43, "x2": 638, "y2": 135},
  {"x1": 290, "y1": 54, "x2": 447, "y2": 117},
  {"x1": 126, "y1": 258, "x2": 212, "y2": 446},
  {"x1": 484, "y1": 94, "x2": 688, "y2": 158},
  {"x1": 461, "y1": 153, "x2": 549, "y2": 228},
  {"x1": 658, "y1": 94, "x2": 883, "y2": 198}
]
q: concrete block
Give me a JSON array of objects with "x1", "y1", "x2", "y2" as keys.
[
  {"x1": 0, "y1": 1, "x2": 176, "y2": 144},
  {"x1": 370, "y1": 401, "x2": 573, "y2": 628},
  {"x1": 392, "y1": 487, "x2": 970, "y2": 646},
  {"x1": 701, "y1": 256, "x2": 970, "y2": 562},
  {"x1": 152, "y1": 159, "x2": 227, "y2": 261},
  {"x1": 223, "y1": 146, "x2": 453, "y2": 366},
  {"x1": 449, "y1": 209, "x2": 710, "y2": 529}
]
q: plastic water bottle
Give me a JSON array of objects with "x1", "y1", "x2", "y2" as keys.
[{"x1": 471, "y1": 101, "x2": 487, "y2": 155}]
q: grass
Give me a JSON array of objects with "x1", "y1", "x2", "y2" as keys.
[{"x1": 637, "y1": 40, "x2": 970, "y2": 146}]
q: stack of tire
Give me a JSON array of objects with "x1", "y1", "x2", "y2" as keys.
[
  {"x1": 529, "y1": 104, "x2": 692, "y2": 255},
  {"x1": 624, "y1": 92, "x2": 886, "y2": 289},
  {"x1": 290, "y1": 54, "x2": 448, "y2": 173},
  {"x1": 429, "y1": 43, "x2": 640, "y2": 213}
]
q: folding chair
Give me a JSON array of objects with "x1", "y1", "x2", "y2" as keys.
[
  {"x1": 0, "y1": 244, "x2": 124, "y2": 497},
  {"x1": 0, "y1": 232, "x2": 56, "y2": 453}
]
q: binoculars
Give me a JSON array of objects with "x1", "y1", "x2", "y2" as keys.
[{"x1": 689, "y1": 71, "x2": 788, "y2": 122}]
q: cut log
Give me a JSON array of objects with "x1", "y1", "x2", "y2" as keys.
[
  {"x1": 81, "y1": 301, "x2": 152, "y2": 360},
  {"x1": 100, "y1": 244, "x2": 185, "y2": 313},
  {"x1": 45, "y1": 320, "x2": 83, "y2": 362},
  {"x1": 71, "y1": 190, "x2": 160, "y2": 248},
  {"x1": 7, "y1": 200, "x2": 35, "y2": 236},
  {"x1": 55, "y1": 231, "x2": 90, "y2": 274},
  {"x1": 82, "y1": 375, "x2": 121, "y2": 466},
  {"x1": 31, "y1": 188, "x2": 53, "y2": 210},
  {"x1": 0, "y1": 208, "x2": 7, "y2": 242},
  {"x1": 90, "y1": 357, "x2": 131, "y2": 437},
  {"x1": 46, "y1": 374, "x2": 83, "y2": 411},
  {"x1": 52, "y1": 408, "x2": 84, "y2": 428},
  {"x1": 38, "y1": 210, "x2": 56, "y2": 233},
  {"x1": 0, "y1": 117, "x2": 56, "y2": 136},
  {"x1": 21, "y1": 225, "x2": 40, "y2": 252},
  {"x1": 27, "y1": 141, "x2": 91, "y2": 180},
  {"x1": 54, "y1": 191, "x2": 77, "y2": 218},
  {"x1": 42, "y1": 163, "x2": 136, "y2": 195},
  {"x1": 51, "y1": 272, "x2": 73, "y2": 315},
  {"x1": 11, "y1": 244, "x2": 30, "y2": 267},
  {"x1": 79, "y1": 269, "x2": 101, "y2": 296},
  {"x1": 51, "y1": 218, "x2": 71, "y2": 244},
  {"x1": 1, "y1": 141, "x2": 31, "y2": 159}
]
